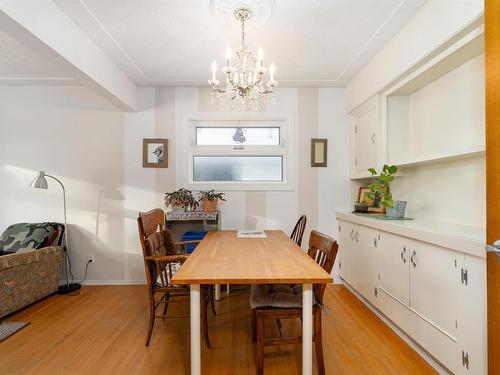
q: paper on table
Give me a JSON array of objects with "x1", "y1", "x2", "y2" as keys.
[{"x1": 237, "y1": 230, "x2": 267, "y2": 238}]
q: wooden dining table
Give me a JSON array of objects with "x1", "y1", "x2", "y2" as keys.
[{"x1": 171, "y1": 230, "x2": 333, "y2": 375}]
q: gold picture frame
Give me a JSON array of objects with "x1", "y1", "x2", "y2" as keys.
[{"x1": 358, "y1": 186, "x2": 386, "y2": 214}]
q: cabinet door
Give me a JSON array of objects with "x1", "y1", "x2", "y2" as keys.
[
  {"x1": 457, "y1": 255, "x2": 487, "y2": 375},
  {"x1": 409, "y1": 240, "x2": 460, "y2": 340},
  {"x1": 338, "y1": 221, "x2": 356, "y2": 287},
  {"x1": 355, "y1": 225, "x2": 379, "y2": 306},
  {"x1": 355, "y1": 106, "x2": 377, "y2": 173},
  {"x1": 379, "y1": 232, "x2": 410, "y2": 305}
]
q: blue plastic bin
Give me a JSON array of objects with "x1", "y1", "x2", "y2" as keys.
[{"x1": 181, "y1": 231, "x2": 207, "y2": 253}]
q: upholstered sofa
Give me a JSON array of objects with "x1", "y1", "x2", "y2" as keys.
[{"x1": 0, "y1": 223, "x2": 65, "y2": 318}]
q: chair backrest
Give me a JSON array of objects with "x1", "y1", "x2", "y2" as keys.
[
  {"x1": 290, "y1": 215, "x2": 307, "y2": 246},
  {"x1": 307, "y1": 230, "x2": 338, "y2": 304},
  {"x1": 137, "y1": 208, "x2": 175, "y2": 287}
]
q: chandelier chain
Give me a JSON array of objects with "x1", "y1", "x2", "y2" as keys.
[{"x1": 241, "y1": 18, "x2": 246, "y2": 51}]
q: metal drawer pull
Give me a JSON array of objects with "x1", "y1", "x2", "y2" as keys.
[
  {"x1": 371, "y1": 133, "x2": 376, "y2": 144},
  {"x1": 350, "y1": 229, "x2": 354, "y2": 240},
  {"x1": 400, "y1": 246, "x2": 407, "y2": 263},
  {"x1": 410, "y1": 250, "x2": 417, "y2": 268},
  {"x1": 354, "y1": 231, "x2": 359, "y2": 243},
  {"x1": 486, "y1": 240, "x2": 500, "y2": 256}
]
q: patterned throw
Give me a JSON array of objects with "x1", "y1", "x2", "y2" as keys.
[
  {"x1": 0, "y1": 321, "x2": 30, "y2": 342},
  {"x1": 0, "y1": 223, "x2": 64, "y2": 253}
]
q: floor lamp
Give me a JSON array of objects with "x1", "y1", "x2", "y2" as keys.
[{"x1": 31, "y1": 171, "x2": 81, "y2": 294}]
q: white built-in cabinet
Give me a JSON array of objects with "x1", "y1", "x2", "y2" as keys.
[
  {"x1": 337, "y1": 215, "x2": 486, "y2": 374},
  {"x1": 348, "y1": 23, "x2": 484, "y2": 179},
  {"x1": 349, "y1": 96, "x2": 380, "y2": 179}
]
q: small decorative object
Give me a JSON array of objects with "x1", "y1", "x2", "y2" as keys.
[
  {"x1": 164, "y1": 188, "x2": 199, "y2": 212},
  {"x1": 354, "y1": 201, "x2": 369, "y2": 213},
  {"x1": 143, "y1": 138, "x2": 168, "y2": 168},
  {"x1": 311, "y1": 138, "x2": 328, "y2": 167},
  {"x1": 386, "y1": 200, "x2": 408, "y2": 219},
  {"x1": 357, "y1": 186, "x2": 385, "y2": 213},
  {"x1": 198, "y1": 190, "x2": 226, "y2": 212},
  {"x1": 367, "y1": 165, "x2": 407, "y2": 218}
]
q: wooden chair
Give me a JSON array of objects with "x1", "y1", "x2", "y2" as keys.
[
  {"x1": 290, "y1": 215, "x2": 307, "y2": 246},
  {"x1": 250, "y1": 230, "x2": 338, "y2": 375},
  {"x1": 137, "y1": 208, "x2": 215, "y2": 347}
]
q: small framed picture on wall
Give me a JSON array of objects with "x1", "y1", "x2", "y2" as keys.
[
  {"x1": 143, "y1": 138, "x2": 168, "y2": 168},
  {"x1": 311, "y1": 138, "x2": 328, "y2": 167}
]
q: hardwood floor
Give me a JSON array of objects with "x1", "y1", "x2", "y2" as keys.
[{"x1": 0, "y1": 285, "x2": 436, "y2": 375}]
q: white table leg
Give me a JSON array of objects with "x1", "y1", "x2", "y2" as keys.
[
  {"x1": 302, "y1": 284, "x2": 313, "y2": 375},
  {"x1": 190, "y1": 284, "x2": 201, "y2": 375},
  {"x1": 215, "y1": 284, "x2": 221, "y2": 301}
]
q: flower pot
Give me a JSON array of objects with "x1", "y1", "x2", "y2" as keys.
[
  {"x1": 171, "y1": 204, "x2": 185, "y2": 213},
  {"x1": 386, "y1": 201, "x2": 407, "y2": 218},
  {"x1": 202, "y1": 200, "x2": 218, "y2": 212},
  {"x1": 354, "y1": 203, "x2": 369, "y2": 213}
]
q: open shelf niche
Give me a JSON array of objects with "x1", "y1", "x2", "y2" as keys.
[{"x1": 383, "y1": 27, "x2": 485, "y2": 168}]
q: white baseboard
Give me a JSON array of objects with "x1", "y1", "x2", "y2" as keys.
[{"x1": 340, "y1": 280, "x2": 451, "y2": 375}]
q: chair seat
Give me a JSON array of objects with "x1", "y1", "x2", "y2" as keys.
[{"x1": 250, "y1": 284, "x2": 315, "y2": 309}]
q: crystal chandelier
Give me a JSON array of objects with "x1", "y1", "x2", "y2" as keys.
[{"x1": 208, "y1": 7, "x2": 278, "y2": 111}]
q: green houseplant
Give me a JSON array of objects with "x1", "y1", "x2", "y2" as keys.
[
  {"x1": 366, "y1": 165, "x2": 407, "y2": 218},
  {"x1": 164, "y1": 188, "x2": 199, "y2": 212},
  {"x1": 198, "y1": 190, "x2": 226, "y2": 212}
]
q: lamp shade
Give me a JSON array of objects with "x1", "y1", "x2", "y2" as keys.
[{"x1": 30, "y1": 171, "x2": 48, "y2": 189}]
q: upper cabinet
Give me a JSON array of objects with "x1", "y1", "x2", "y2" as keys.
[
  {"x1": 349, "y1": 96, "x2": 381, "y2": 179},
  {"x1": 348, "y1": 25, "x2": 484, "y2": 179}
]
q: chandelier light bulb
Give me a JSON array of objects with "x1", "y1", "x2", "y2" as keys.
[
  {"x1": 269, "y1": 62, "x2": 275, "y2": 81},
  {"x1": 258, "y1": 47, "x2": 264, "y2": 66},
  {"x1": 211, "y1": 60, "x2": 217, "y2": 81},
  {"x1": 225, "y1": 46, "x2": 232, "y2": 66}
]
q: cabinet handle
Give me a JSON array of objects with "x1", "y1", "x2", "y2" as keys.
[
  {"x1": 371, "y1": 133, "x2": 376, "y2": 144},
  {"x1": 410, "y1": 250, "x2": 417, "y2": 268},
  {"x1": 355, "y1": 231, "x2": 359, "y2": 243},
  {"x1": 350, "y1": 229, "x2": 354, "y2": 240},
  {"x1": 400, "y1": 246, "x2": 407, "y2": 263}
]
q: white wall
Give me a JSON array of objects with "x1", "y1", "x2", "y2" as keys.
[
  {"x1": 0, "y1": 86, "x2": 126, "y2": 282},
  {"x1": 0, "y1": 85, "x2": 349, "y2": 283}
]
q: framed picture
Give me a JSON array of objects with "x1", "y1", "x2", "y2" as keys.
[
  {"x1": 143, "y1": 138, "x2": 168, "y2": 168},
  {"x1": 311, "y1": 138, "x2": 327, "y2": 167},
  {"x1": 358, "y1": 186, "x2": 386, "y2": 213}
]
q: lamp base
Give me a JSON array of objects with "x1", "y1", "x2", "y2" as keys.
[{"x1": 58, "y1": 283, "x2": 81, "y2": 294}]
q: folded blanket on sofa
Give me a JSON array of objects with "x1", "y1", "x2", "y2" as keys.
[{"x1": 0, "y1": 222, "x2": 64, "y2": 253}]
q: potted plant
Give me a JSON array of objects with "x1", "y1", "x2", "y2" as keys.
[
  {"x1": 367, "y1": 165, "x2": 407, "y2": 218},
  {"x1": 354, "y1": 200, "x2": 369, "y2": 213},
  {"x1": 164, "y1": 188, "x2": 199, "y2": 212},
  {"x1": 198, "y1": 190, "x2": 226, "y2": 212}
]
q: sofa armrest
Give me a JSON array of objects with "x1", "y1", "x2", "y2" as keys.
[{"x1": 0, "y1": 246, "x2": 64, "y2": 271}]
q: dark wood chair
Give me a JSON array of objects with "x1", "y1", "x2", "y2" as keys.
[
  {"x1": 137, "y1": 208, "x2": 215, "y2": 347},
  {"x1": 250, "y1": 230, "x2": 338, "y2": 375},
  {"x1": 290, "y1": 215, "x2": 307, "y2": 246}
]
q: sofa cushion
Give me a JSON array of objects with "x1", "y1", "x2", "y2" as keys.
[
  {"x1": 250, "y1": 284, "x2": 315, "y2": 309},
  {"x1": 0, "y1": 223, "x2": 64, "y2": 253}
]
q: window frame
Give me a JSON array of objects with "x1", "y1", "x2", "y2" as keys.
[{"x1": 176, "y1": 113, "x2": 296, "y2": 191}]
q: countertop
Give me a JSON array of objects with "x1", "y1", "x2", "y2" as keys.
[{"x1": 336, "y1": 212, "x2": 485, "y2": 258}]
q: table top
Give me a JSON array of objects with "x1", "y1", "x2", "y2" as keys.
[{"x1": 171, "y1": 230, "x2": 333, "y2": 285}]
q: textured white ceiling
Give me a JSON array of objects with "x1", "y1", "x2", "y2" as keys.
[
  {"x1": 0, "y1": 29, "x2": 73, "y2": 84},
  {"x1": 52, "y1": 0, "x2": 426, "y2": 87}
]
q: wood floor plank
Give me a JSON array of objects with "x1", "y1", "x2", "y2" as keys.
[{"x1": 0, "y1": 285, "x2": 436, "y2": 375}]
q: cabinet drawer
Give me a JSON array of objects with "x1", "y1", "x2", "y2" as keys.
[{"x1": 379, "y1": 289, "x2": 459, "y2": 374}]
